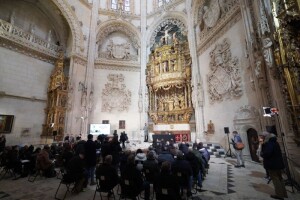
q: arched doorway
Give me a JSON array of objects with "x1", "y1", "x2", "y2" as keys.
[{"x1": 247, "y1": 128, "x2": 259, "y2": 162}]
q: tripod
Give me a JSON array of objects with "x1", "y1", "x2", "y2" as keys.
[{"x1": 225, "y1": 133, "x2": 233, "y2": 157}]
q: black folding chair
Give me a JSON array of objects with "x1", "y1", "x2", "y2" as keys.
[
  {"x1": 54, "y1": 171, "x2": 75, "y2": 200},
  {"x1": 119, "y1": 178, "x2": 142, "y2": 200},
  {"x1": 93, "y1": 175, "x2": 116, "y2": 200}
]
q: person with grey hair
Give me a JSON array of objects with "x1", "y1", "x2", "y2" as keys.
[{"x1": 95, "y1": 155, "x2": 119, "y2": 196}]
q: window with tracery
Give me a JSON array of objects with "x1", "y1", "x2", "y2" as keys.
[
  {"x1": 158, "y1": 0, "x2": 171, "y2": 7},
  {"x1": 111, "y1": 0, "x2": 118, "y2": 10},
  {"x1": 111, "y1": 0, "x2": 131, "y2": 12}
]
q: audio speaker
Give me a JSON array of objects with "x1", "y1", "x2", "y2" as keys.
[
  {"x1": 224, "y1": 127, "x2": 229, "y2": 134},
  {"x1": 52, "y1": 131, "x2": 58, "y2": 136}
]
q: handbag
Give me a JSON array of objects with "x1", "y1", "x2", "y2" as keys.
[{"x1": 235, "y1": 142, "x2": 245, "y2": 150}]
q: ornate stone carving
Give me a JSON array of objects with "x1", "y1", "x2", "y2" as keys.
[
  {"x1": 98, "y1": 39, "x2": 137, "y2": 61},
  {"x1": 234, "y1": 105, "x2": 258, "y2": 120},
  {"x1": 258, "y1": 1, "x2": 270, "y2": 36},
  {"x1": 255, "y1": 60, "x2": 262, "y2": 78},
  {"x1": 0, "y1": 19, "x2": 60, "y2": 58},
  {"x1": 196, "y1": 0, "x2": 240, "y2": 53},
  {"x1": 207, "y1": 39, "x2": 243, "y2": 103},
  {"x1": 101, "y1": 74, "x2": 131, "y2": 112},
  {"x1": 97, "y1": 21, "x2": 140, "y2": 49},
  {"x1": 201, "y1": 0, "x2": 221, "y2": 28},
  {"x1": 72, "y1": 54, "x2": 87, "y2": 66},
  {"x1": 262, "y1": 37, "x2": 274, "y2": 68},
  {"x1": 95, "y1": 64, "x2": 140, "y2": 72},
  {"x1": 233, "y1": 105, "x2": 260, "y2": 130}
]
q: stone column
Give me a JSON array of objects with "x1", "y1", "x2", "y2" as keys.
[
  {"x1": 82, "y1": 0, "x2": 100, "y2": 139},
  {"x1": 140, "y1": 0, "x2": 147, "y2": 128},
  {"x1": 239, "y1": 0, "x2": 268, "y2": 131},
  {"x1": 186, "y1": 0, "x2": 205, "y2": 140}
]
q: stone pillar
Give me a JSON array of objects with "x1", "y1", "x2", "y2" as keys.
[
  {"x1": 83, "y1": 0, "x2": 100, "y2": 139},
  {"x1": 140, "y1": 0, "x2": 147, "y2": 128},
  {"x1": 186, "y1": 0, "x2": 205, "y2": 140},
  {"x1": 239, "y1": 0, "x2": 268, "y2": 132}
]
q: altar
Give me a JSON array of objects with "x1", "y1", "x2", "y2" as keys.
[{"x1": 152, "y1": 131, "x2": 190, "y2": 143}]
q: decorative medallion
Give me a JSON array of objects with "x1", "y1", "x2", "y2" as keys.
[
  {"x1": 207, "y1": 38, "x2": 243, "y2": 103},
  {"x1": 101, "y1": 74, "x2": 131, "y2": 112}
]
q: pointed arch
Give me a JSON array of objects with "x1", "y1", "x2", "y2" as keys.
[
  {"x1": 96, "y1": 20, "x2": 141, "y2": 49},
  {"x1": 146, "y1": 11, "x2": 188, "y2": 48},
  {"x1": 51, "y1": 0, "x2": 84, "y2": 53}
]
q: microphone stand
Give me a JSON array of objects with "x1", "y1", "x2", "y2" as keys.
[{"x1": 225, "y1": 133, "x2": 233, "y2": 158}]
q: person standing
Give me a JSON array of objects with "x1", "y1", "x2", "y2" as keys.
[
  {"x1": 261, "y1": 133, "x2": 287, "y2": 200},
  {"x1": 84, "y1": 134, "x2": 97, "y2": 185},
  {"x1": 143, "y1": 123, "x2": 149, "y2": 142},
  {"x1": 232, "y1": 131, "x2": 245, "y2": 168},
  {"x1": 120, "y1": 132, "x2": 128, "y2": 149}
]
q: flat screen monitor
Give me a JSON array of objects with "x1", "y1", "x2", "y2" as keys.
[{"x1": 90, "y1": 124, "x2": 110, "y2": 135}]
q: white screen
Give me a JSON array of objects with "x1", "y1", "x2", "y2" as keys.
[{"x1": 90, "y1": 124, "x2": 110, "y2": 135}]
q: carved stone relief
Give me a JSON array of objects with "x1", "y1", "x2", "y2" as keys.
[
  {"x1": 98, "y1": 39, "x2": 137, "y2": 61},
  {"x1": 198, "y1": 0, "x2": 238, "y2": 31},
  {"x1": 233, "y1": 105, "x2": 260, "y2": 131},
  {"x1": 262, "y1": 37, "x2": 274, "y2": 68},
  {"x1": 101, "y1": 74, "x2": 131, "y2": 112},
  {"x1": 207, "y1": 38, "x2": 243, "y2": 103},
  {"x1": 97, "y1": 22, "x2": 140, "y2": 49},
  {"x1": 258, "y1": 1, "x2": 270, "y2": 36},
  {"x1": 196, "y1": 0, "x2": 240, "y2": 53}
]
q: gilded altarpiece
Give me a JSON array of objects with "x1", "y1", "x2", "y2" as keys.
[
  {"x1": 41, "y1": 54, "x2": 68, "y2": 141},
  {"x1": 146, "y1": 24, "x2": 193, "y2": 125}
]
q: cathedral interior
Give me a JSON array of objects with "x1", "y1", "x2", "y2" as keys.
[{"x1": 0, "y1": 0, "x2": 300, "y2": 188}]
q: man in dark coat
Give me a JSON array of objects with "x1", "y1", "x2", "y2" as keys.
[
  {"x1": 96, "y1": 155, "x2": 119, "y2": 194},
  {"x1": 155, "y1": 161, "x2": 181, "y2": 200},
  {"x1": 261, "y1": 133, "x2": 287, "y2": 200},
  {"x1": 171, "y1": 151, "x2": 193, "y2": 197},
  {"x1": 84, "y1": 134, "x2": 97, "y2": 185},
  {"x1": 121, "y1": 154, "x2": 150, "y2": 200},
  {"x1": 67, "y1": 151, "x2": 87, "y2": 193}
]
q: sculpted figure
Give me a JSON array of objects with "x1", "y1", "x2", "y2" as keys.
[{"x1": 107, "y1": 39, "x2": 113, "y2": 58}]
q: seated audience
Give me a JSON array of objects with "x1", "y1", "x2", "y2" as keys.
[
  {"x1": 121, "y1": 154, "x2": 150, "y2": 200},
  {"x1": 172, "y1": 151, "x2": 193, "y2": 197},
  {"x1": 143, "y1": 151, "x2": 160, "y2": 183},
  {"x1": 135, "y1": 149, "x2": 146, "y2": 171},
  {"x1": 36, "y1": 145, "x2": 56, "y2": 178},
  {"x1": 155, "y1": 161, "x2": 181, "y2": 200},
  {"x1": 157, "y1": 146, "x2": 174, "y2": 165},
  {"x1": 96, "y1": 155, "x2": 119, "y2": 195},
  {"x1": 67, "y1": 151, "x2": 87, "y2": 193}
]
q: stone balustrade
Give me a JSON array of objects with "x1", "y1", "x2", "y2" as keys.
[{"x1": 0, "y1": 19, "x2": 61, "y2": 58}]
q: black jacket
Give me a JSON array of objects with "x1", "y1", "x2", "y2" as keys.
[{"x1": 261, "y1": 137, "x2": 284, "y2": 170}]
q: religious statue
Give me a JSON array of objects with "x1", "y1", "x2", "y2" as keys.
[
  {"x1": 207, "y1": 120, "x2": 215, "y2": 134},
  {"x1": 174, "y1": 94, "x2": 180, "y2": 110},
  {"x1": 107, "y1": 39, "x2": 113, "y2": 58},
  {"x1": 173, "y1": 32, "x2": 179, "y2": 45}
]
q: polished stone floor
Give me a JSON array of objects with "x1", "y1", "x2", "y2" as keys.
[{"x1": 0, "y1": 155, "x2": 299, "y2": 200}]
